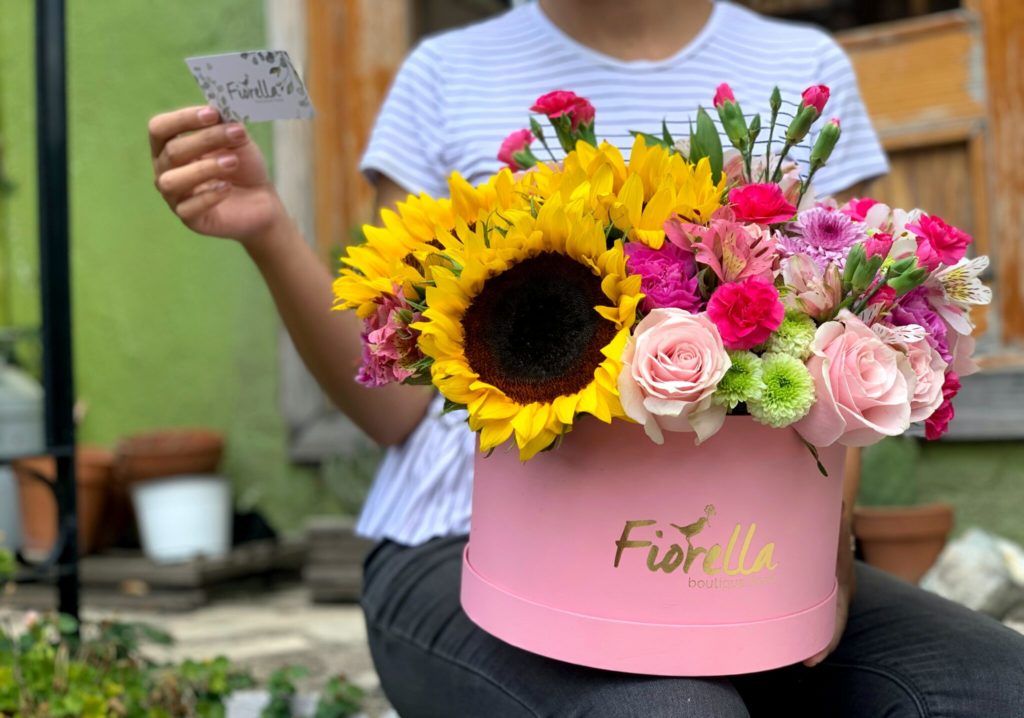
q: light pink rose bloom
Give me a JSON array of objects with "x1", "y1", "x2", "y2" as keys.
[
  {"x1": 795, "y1": 311, "x2": 917, "y2": 447},
  {"x1": 618, "y1": 309, "x2": 732, "y2": 445},
  {"x1": 903, "y1": 337, "x2": 949, "y2": 422}
]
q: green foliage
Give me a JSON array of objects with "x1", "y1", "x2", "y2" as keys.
[
  {"x1": 0, "y1": 613, "x2": 363, "y2": 717},
  {"x1": 0, "y1": 549, "x2": 15, "y2": 582},
  {"x1": 314, "y1": 676, "x2": 364, "y2": 718}
]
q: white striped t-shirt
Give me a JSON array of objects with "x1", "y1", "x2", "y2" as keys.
[{"x1": 356, "y1": 0, "x2": 889, "y2": 545}]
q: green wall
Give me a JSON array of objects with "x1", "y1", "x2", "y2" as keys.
[{"x1": 0, "y1": 0, "x2": 338, "y2": 529}]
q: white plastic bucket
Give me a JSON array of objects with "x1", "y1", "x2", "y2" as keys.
[{"x1": 131, "y1": 474, "x2": 232, "y2": 563}]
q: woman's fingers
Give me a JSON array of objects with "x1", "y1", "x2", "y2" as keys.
[
  {"x1": 174, "y1": 181, "x2": 231, "y2": 223},
  {"x1": 148, "y1": 105, "x2": 219, "y2": 162},
  {"x1": 155, "y1": 154, "x2": 239, "y2": 204},
  {"x1": 157, "y1": 122, "x2": 248, "y2": 174}
]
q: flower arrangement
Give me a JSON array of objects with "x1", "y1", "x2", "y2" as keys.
[{"x1": 334, "y1": 84, "x2": 990, "y2": 462}]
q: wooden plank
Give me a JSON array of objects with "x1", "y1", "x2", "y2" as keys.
[
  {"x1": 307, "y1": 0, "x2": 412, "y2": 259},
  {"x1": 965, "y1": 0, "x2": 1024, "y2": 344},
  {"x1": 839, "y1": 13, "x2": 986, "y2": 140}
]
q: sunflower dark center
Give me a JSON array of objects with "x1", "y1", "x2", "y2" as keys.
[{"x1": 462, "y1": 252, "x2": 617, "y2": 405}]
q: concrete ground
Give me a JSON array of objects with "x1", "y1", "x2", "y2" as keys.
[{"x1": 0, "y1": 583, "x2": 394, "y2": 717}]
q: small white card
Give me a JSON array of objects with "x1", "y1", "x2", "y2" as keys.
[{"x1": 186, "y1": 50, "x2": 315, "y2": 123}]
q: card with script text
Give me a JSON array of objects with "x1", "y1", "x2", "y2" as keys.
[{"x1": 186, "y1": 50, "x2": 315, "y2": 123}]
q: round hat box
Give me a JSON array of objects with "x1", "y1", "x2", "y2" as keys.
[{"x1": 461, "y1": 416, "x2": 845, "y2": 676}]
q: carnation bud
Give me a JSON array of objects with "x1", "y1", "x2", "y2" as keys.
[
  {"x1": 713, "y1": 83, "x2": 736, "y2": 108},
  {"x1": 886, "y1": 257, "x2": 929, "y2": 296},
  {"x1": 852, "y1": 253, "x2": 885, "y2": 292},
  {"x1": 769, "y1": 86, "x2": 782, "y2": 115},
  {"x1": 748, "y1": 114, "x2": 762, "y2": 143},
  {"x1": 716, "y1": 98, "x2": 750, "y2": 152},
  {"x1": 843, "y1": 243, "x2": 866, "y2": 287},
  {"x1": 809, "y1": 118, "x2": 841, "y2": 171},
  {"x1": 784, "y1": 104, "x2": 818, "y2": 145},
  {"x1": 800, "y1": 84, "x2": 830, "y2": 115}
]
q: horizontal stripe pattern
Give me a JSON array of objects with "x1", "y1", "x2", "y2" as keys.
[{"x1": 356, "y1": 0, "x2": 889, "y2": 545}]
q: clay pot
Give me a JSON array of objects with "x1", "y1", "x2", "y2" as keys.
[
  {"x1": 853, "y1": 502, "x2": 955, "y2": 584},
  {"x1": 114, "y1": 429, "x2": 224, "y2": 484},
  {"x1": 13, "y1": 447, "x2": 114, "y2": 560}
]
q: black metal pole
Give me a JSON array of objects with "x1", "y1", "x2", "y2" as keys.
[{"x1": 35, "y1": 0, "x2": 79, "y2": 619}]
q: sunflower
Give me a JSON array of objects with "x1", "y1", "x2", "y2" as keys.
[
  {"x1": 523, "y1": 137, "x2": 726, "y2": 249},
  {"x1": 333, "y1": 169, "x2": 524, "y2": 318},
  {"x1": 414, "y1": 195, "x2": 642, "y2": 460}
]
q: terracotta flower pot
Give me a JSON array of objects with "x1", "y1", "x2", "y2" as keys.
[
  {"x1": 853, "y1": 502, "x2": 955, "y2": 584},
  {"x1": 114, "y1": 428, "x2": 224, "y2": 484},
  {"x1": 13, "y1": 447, "x2": 114, "y2": 560}
]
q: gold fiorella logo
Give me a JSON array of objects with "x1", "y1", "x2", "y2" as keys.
[{"x1": 613, "y1": 505, "x2": 778, "y2": 588}]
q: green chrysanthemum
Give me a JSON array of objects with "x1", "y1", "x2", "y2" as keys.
[
  {"x1": 713, "y1": 350, "x2": 763, "y2": 409},
  {"x1": 748, "y1": 352, "x2": 816, "y2": 428},
  {"x1": 763, "y1": 309, "x2": 817, "y2": 360}
]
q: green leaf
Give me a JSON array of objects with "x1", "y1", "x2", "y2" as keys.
[
  {"x1": 661, "y1": 119, "x2": 674, "y2": 147},
  {"x1": 690, "y1": 106, "x2": 723, "y2": 184},
  {"x1": 629, "y1": 130, "x2": 669, "y2": 149}
]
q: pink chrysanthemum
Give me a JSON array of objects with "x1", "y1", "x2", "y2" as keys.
[{"x1": 780, "y1": 207, "x2": 866, "y2": 270}]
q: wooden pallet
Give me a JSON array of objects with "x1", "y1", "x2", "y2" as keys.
[{"x1": 2, "y1": 539, "x2": 306, "y2": 612}]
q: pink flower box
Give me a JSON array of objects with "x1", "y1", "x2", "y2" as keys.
[{"x1": 462, "y1": 416, "x2": 845, "y2": 676}]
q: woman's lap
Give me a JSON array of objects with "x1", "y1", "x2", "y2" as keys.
[{"x1": 361, "y1": 535, "x2": 1024, "y2": 717}]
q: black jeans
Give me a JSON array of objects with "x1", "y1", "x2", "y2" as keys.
[{"x1": 361, "y1": 535, "x2": 1024, "y2": 717}]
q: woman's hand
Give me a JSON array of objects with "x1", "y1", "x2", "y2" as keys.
[
  {"x1": 804, "y1": 500, "x2": 856, "y2": 667},
  {"x1": 149, "y1": 105, "x2": 286, "y2": 244}
]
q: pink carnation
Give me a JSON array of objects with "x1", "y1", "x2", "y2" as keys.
[
  {"x1": 624, "y1": 241, "x2": 702, "y2": 313},
  {"x1": 908, "y1": 214, "x2": 972, "y2": 268},
  {"x1": 355, "y1": 290, "x2": 423, "y2": 388},
  {"x1": 706, "y1": 276, "x2": 785, "y2": 350},
  {"x1": 925, "y1": 372, "x2": 961, "y2": 440},
  {"x1": 497, "y1": 129, "x2": 535, "y2": 170},
  {"x1": 864, "y1": 232, "x2": 894, "y2": 259},
  {"x1": 729, "y1": 183, "x2": 797, "y2": 225},
  {"x1": 531, "y1": 90, "x2": 594, "y2": 130}
]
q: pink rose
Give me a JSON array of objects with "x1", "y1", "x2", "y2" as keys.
[
  {"x1": 795, "y1": 311, "x2": 916, "y2": 447},
  {"x1": 908, "y1": 214, "x2": 972, "y2": 268},
  {"x1": 531, "y1": 90, "x2": 594, "y2": 130},
  {"x1": 925, "y1": 372, "x2": 960, "y2": 440},
  {"x1": 840, "y1": 197, "x2": 879, "y2": 222},
  {"x1": 801, "y1": 84, "x2": 830, "y2": 114},
  {"x1": 497, "y1": 129, "x2": 535, "y2": 170},
  {"x1": 728, "y1": 183, "x2": 797, "y2": 225},
  {"x1": 904, "y1": 336, "x2": 949, "y2": 422},
  {"x1": 618, "y1": 309, "x2": 731, "y2": 444},
  {"x1": 706, "y1": 276, "x2": 785, "y2": 350},
  {"x1": 713, "y1": 82, "x2": 736, "y2": 108}
]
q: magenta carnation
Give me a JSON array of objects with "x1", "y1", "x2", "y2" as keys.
[
  {"x1": 728, "y1": 183, "x2": 797, "y2": 225},
  {"x1": 925, "y1": 371, "x2": 961, "y2": 440},
  {"x1": 625, "y1": 241, "x2": 701, "y2": 313},
  {"x1": 497, "y1": 129, "x2": 535, "y2": 170},
  {"x1": 706, "y1": 276, "x2": 785, "y2": 350},
  {"x1": 780, "y1": 206, "x2": 865, "y2": 270},
  {"x1": 355, "y1": 290, "x2": 423, "y2": 388},
  {"x1": 908, "y1": 214, "x2": 972, "y2": 268}
]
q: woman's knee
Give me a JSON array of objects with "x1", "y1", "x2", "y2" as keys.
[{"x1": 569, "y1": 675, "x2": 749, "y2": 718}]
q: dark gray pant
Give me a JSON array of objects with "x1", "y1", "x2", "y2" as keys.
[{"x1": 361, "y1": 535, "x2": 1024, "y2": 717}]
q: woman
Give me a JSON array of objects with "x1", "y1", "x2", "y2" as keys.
[{"x1": 149, "y1": 1, "x2": 1024, "y2": 714}]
